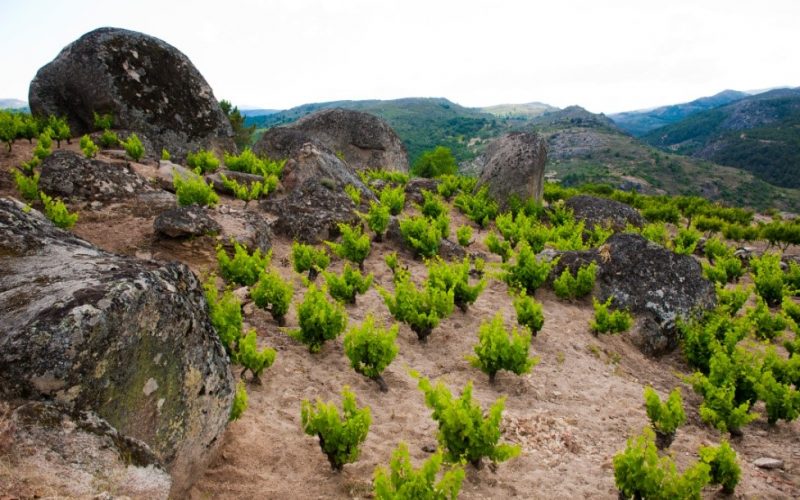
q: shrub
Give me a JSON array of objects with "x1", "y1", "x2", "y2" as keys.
[
  {"x1": 33, "y1": 131, "x2": 52, "y2": 160},
  {"x1": 456, "y1": 225, "x2": 472, "y2": 246},
  {"x1": 373, "y1": 441, "x2": 465, "y2": 500},
  {"x1": 121, "y1": 133, "x2": 144, "y2": 161},
  {"x1": 203, "y1": 278, "x2": 243, "y2": 358},
  {"x1": 716, "y1": 284, "x2": 750, "y2": 316},
  {"x1": 18, "y1": 156, "x2": 40, "y2": 176},
  {"x1": 702, "y1": 261, "x2": 728, "y2": 285},
  {"x1": 643, "y1": 387, "x2": 686, "y2": 449},
  {"x1": 671, "y1": 226, "x2": 701, "y2": 255},
  {"x1": 784, "y1": 261, "x2": 800, "y2": 294},
  {"x1": 344, "y1": 184, "x2": 361, "y2": 205},
  {"x1": 92, "y1": 111, "x2": 113, "y2": 130},
  {"x1": 186, "y1": 149, "x2": 220, "y2": 173},
  {"x1": 704, "y1": 237, "x2": 733, "y2": 262},
  {"x1": 251, "y1": 270, "x2": 293, "y2": 325},
  {"x1": 427, "y1": 257, "x2": 486, "y2": 312},
  {"x1": 379, "y1": 274, "x2": 454, "y2": 342},
  {"x1": 173, "y1": 170, "x2": 219, "y2": 207},
  {"x1": 412, "y1": 146, "x2": 457, "y2": 178},
  {"x1": 502, "y1": 241, "x2": 556, "y2": 294},
  {"x1": 437, "y1": 173, "x2": 475, "y2": 200},
  {"x1": 782, "y1": 296, "x2": 800, "y2": 324},
  {"x1": 0, "y1": 111, "x2": 20, "y2": 151},
  {"x1": 13, "y1": 170, "x2": 39, "y2": 202},
  {"x1": 224, "y1": 148, "x2": 285, "y2": 177},
  {"x1": 220, "y1": 172, "x2": 277, "y2": 206},
  {"x1": 553, "y1": 262, "x2": 597, "y2": 300},
  {"x1": 229, "y1": 380, "x2": 248, "y2": 421},
  {"x1": 698, "y1": 440, "x2": 741, "y2": 494},
  {"x1": 98, "y1": 129, "x2": 119, "y2": 148},
  {"x1": 291, "y1": 242, "x2": 330, "y2": 280},
  {"x1": 590, "y1": 297, "x2": 633, "y2": 334},
  {"x1": 722, "y1": 223, "x2": 760, "y2": 242},
  {"x1": 750, "y1": 253, "x2": 786, "y2": 307},
  {"x1": 642, "y1": 204, "x2": 680, "y2": 224},
  {"x1": 761, "y1": 220, "x2": 800, "y2": 250},
  {"x1": 289, "y1": 284, "x2": 347, "y2": 352},
  {"x1": 755, "y1": 370, "x2": 800, "y2": 425},
  {"x1": 454, "y1": 186, "x2": 497, "y2": 228},
  {"x1": 161, "y1": 148, "x2": 171, "y2": 161},
  {"x1": 301, "y1": 386, "x2": 371, "y2": 471},
  {"x1": 613, "y1": 427, "x2": 710, "y2": 500},
  {"x1": 360, "y1": 169, "x2": 410, "y2": 187},
  {"x1": 237, "y1": 330, "x2": 276, "y2": 384},
  {"x1": 39, "y1": 192, "x2": 78, "y2": 229},
  {"x1": 363, "y1": 200, "x2": 390, "y2": 241},
  {"x1": 694, "y1": 215, "x2": 725, "y2": 234},
  {"x1": 343, "y1": 314, "x2": 399, "y2": 392},
  {"x1": 324, "y1": 263, "x2": 373, "y2": 304},
  {"x1": 414, "y1": 375, "x2": 521, "y2": 467},
  {"x1": 419, "y1": 190, "x2": 447, "y2": 219},
  {"x1": 79, "y1": 134, "x2": 98, "y2": 158},
  {"x1": 46, "y1": 115, "x2": 71, "y2": 147},
  {"x1": 380, "y1": 185, "x2": 406, "y2": 215},
  {"x1": 486, "y1": 231, "x2": 512, "y2": 262},
  {"x1": 514, "y1": 292, "x2": 544, "y2": 335},
  {"x1": 746, "y1": 297, "x2": 788, "y2": 341},
  {"x1": 469, "y1": 313, "x2": 539, "y2": 383},
  {"x1": 216, "y1": 241, "x2": 271, "y2": 286},
  {"x1": 327, "y1": 223, "x2": 371, "y2": 269},
  {"x1": 400, "y1": 215, "x2": 442, "y2": 258}
]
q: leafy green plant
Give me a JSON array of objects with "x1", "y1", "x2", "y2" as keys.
[
  {"x1": 379, "y1": 274, "x2": 454, "y2": 342},
  {"x1": 502, "y1": 241, "x2": 556, "y2": 294},
  {"x1": 419, "y1": 190, "x2": 447, "y2": 219},
  {"x1": 327, "y1": 223, "x2": 371, "y2": 269},
  {"x1": 373, "y1": 441, "x2": 465, "y2": 500},
  {"x1": 220, "y1": 172, "x2": 277, "y2": 206},
  {"x1": 289, "y1": 284, "x2": 347, "y2": 352},
  {"x1": 301, "y1": 386, "x2": 371, "y2": 471},
  {"x1": 722, "y1": 223, "x2": 760, "y2": 242},
  {"x1": 92, "y1": 111, "x2": 113, "y2": 130},
  {"x1": 400, "y1": 215, "x2": 442, "y2": 258},
  {"x1": 344, "y1": 184, "x2": 361, "y2": 205},
  {"x1": 0, "y1": 111, "x2": 20, "y2": 151},
  {"x1": 613, "y1": 427, "x2": 710, "y2": 500},
  {"x1": 486, "y1": 231, "x2": 512, "y2": 262},
  {"x1": 643, "y1": 387, "x2": 686, "y2": 449},
  {"x1": 216, "y1": 241, "x2": 271, "y2": 286},
  {"x1": 590, "y1": 297, "x2": 633, "y2": 334},
  {"x1": 427, "y1": 257, "x2": 486, "y2": 312},
  {"x1": 784, "y1": 261, "x2": 800, "y2": 294},
  {"x1": 121, "y1": 133, "x2": 144, "y2": 161},
  {"x1": 203, "y1": 277, "x2": 243, "y2": 358},
  {"x1": 755, "y1": 370, "x2": 800, "y2": 425},
  {"x1": 456, "y1": 224, "x2": 472, "y2": 246},
  {"x1": 380, "y1": 185, "x2": 406, "y2": 215},
  {"x1": 13, "y1": 170, "x2": 39, "y2": 202},
  {"x1": 437, "y1": 174, "x2": 473, "y2": 199},
  {"x1": 363, "y1": 200, "x2": 390, "y2": 241},
  {"x1": 229, "y1": 380, "x2": 248, "y2": 421},
  {"x1": 46, "y1": 115, "x2": 71, "y2": 148},
  {"x1": 18, "y1": 156, "x2": 40, "y2": 176},
  {"x1": 224, "y1": 147, "x2": 285, "y2": 177},
  {"x1": 98, "y1": 129, "x2": 119, "y2": 148},
  {"x1": 187, "y1": 149, "x2": 220, "y2": 173},
  {"x1": 33, "y1": 131, "x2": 52, "y2": 159},
  {"x1": 641, "y1": 204, "x2": 680, "y2": 224},
  {"x1": 291, "y1": 242, "x2": 330, "y2": 280},
  {"x1": 468, "y1": 313, "x2": 539, "y2": 383},
  {"x1": 343, "y1": 314, "x2": 399, "y2": 392},
  {"x1": 514, "y1": 292, "x2": 544, "y2": 335},
  {"x1": 716, "y1": 283, "x2": 750, "y2": 316},
  {"x1": 553, "y1": 262, "x2": 597, "y2": 300},
  {"x1": 39, "y1": 192, "x2": 78, "y2": 229},
  {"x1": 323, "y1": 263, "x2": 373, "y2": 304},
  {"x1": 161, "y1": 148, "x2": 171, "y2": 161},
  {"x1": 782, "y1": 296, "x2": 800, "y2": 324},
  {"x1": 360, "y1": 169, "x2": 409, "y2": 187},
  {"x1": 173, "y1": 170, "x2": 219, "y2": 207},
  {"x1": 698, "y1": 440, "x2": 740, "y2": 494},
  {"x1": 672, "y1": 226, "x2": 701, "y2": 255},
  {"x1": 414, "y1": 374, "x2": 520, "y2": 468},
  {"x1": 79, "y1": 134, "x2": 98, "y2": 158},
  {"x1": 237, "y1": 329, "x2": 276, "y2": 384},
  {"x1": 251, "y1": 269, "x2": 293, "y2": 325},
  {"x1": 454, "y1": 186, "x2": 497, "y2": 228},
  {"x1": 412, "y1": 146, "x2": 457, "y2": 177},
  {"x1": 746, "y1": 296, "x2": 788, "y2": 341},
  {"x1": 750, "y1": 252, "x2": 786, "y2": 307}
]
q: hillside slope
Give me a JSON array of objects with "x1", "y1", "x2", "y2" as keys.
[{"x1": 642, "y1": 88, "x2": 800, "y2": 188}]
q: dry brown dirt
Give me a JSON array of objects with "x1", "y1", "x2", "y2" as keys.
[{"x1": 1, "y1": 141, "x2": 798, "y2": 499}]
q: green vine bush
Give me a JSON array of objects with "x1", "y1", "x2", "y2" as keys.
[
  {"x1": 326, "y1": 223, "x2": 371, "y2": 269},
  {"x1": 291, "y1": 242, "x2": 330, "y2": 280},
  {"x1": 590, "y1": 297, "x2": 633, "y2": 334},
  {"x1": 187, "y1": 149, "x2": 220, "y2": 173},
  {"x1": 216, "y1": 241, "x2": 271, "y2": 286},
  {"x1": 289, "y1": 284, "x2": 347, "y2": 352},
  {"x1": 343, "y1": 314, "x2": 399, "y2": 392},
  {"x1": 379, "y1": 274, "x2": 454, "y2": 342},
  {"x1": 643, "y1": 387, "x2": 686, "y2": 449},
  {"x1": 553, "y1": 262, "x2": 598, "y2": 300},
  {"x1": 373, "y1": 441, "x2": 465, "y2": 499},
  {"x1": 513, "y1": 292, "x2": 545, "y2": 335},
  {"x1": 173, "y1": 170, "x2": 219, "y2": 207},
  {"x1": 468, "y1": 313, "x2": 539, "y2": 383},
  {"x1": 427, "y1": 257, "x2": 486, "y2": 312},
  {"x1": 323, "y1": 263, "x2": 374, "y2": 305},
  {"x1": 251, "y1": 269, "x2": 293, "y2": 325}
]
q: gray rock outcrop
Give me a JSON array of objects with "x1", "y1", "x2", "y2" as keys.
[
  {"x1": 477, "y1": 132, "x2": 547, "y2": 208},
  {"x1": 254, "y1": 108, "x2": 408, "y2": 171},
  {"x1": 154, "y1": 205, "x2": 220, "y2": 238},
  {"x1": 565, "y1": 195, "x2": 645, "y2": 231},
  {"x1": 39, "y1": 150, "x2": 153, "y2": 201},
  {"x1": 0, "y1": 198, "x2": 234, "y2": 495},
  {"x1": 29, "y1": 27, "x2": 234, "y2": 160}
]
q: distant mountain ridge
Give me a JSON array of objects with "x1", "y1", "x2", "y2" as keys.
[
  {"x1": 609, "y1": 89, "x2": 750, "y2": 136},
  {"x1": 0, "y1": 98, "x2": 29, "y2": 110}
]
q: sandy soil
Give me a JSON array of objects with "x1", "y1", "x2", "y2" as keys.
[{"x1": 1, "y1": 142, "x2": 798, "y2": 499}]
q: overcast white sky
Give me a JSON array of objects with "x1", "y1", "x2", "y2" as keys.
[{"x1": 1, "y1": 0, "x2": 797, "y2": 113}]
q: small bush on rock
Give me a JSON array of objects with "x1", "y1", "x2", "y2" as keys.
[
  {"x1": 40, "y1": 192, "x2": 78, "y2": 229},
  {"x1": 225, "y1": 148, "x2": 285, "y2": 177},
  {"x1": 173, "y1": 170, "x2": 219, "y2": 207},
  {"x1": 79, "y1": 134, "x2": 98, "y2": 158},
  {"x1": 13, "y1": 170, "x2": 39, "y2": 202},
  {"x1": 380, "y1": 185, "x2": 406, "y2": 215},
  {"x1": 98, "y1": 129, "x2": 119, "y2": 148},
  {"x1": 187, "y1": 149, "x2": 219, "y2": 173},
  {"x1": 122, "y1": 133, "x2": 144, "y2": 161}
]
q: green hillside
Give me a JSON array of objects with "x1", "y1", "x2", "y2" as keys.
[{"x1": 642, "y1": 88, "x2": 800, "y2": 188}]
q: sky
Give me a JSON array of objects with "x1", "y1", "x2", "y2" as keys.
[{"x1": 1, "y1": 0, "x2": 798, "y2": 113}]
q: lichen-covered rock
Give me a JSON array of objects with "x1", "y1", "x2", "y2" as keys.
[
  {"x1": 565, "y1": 195, "x2": 645, "y2": 231},
  {"x1": 29, "y1": 27, "x2": 234, "y2": 160},
  {"x1": 477, "y1": 132, "x2": 547, "y2": 208},
  {"x1": 260, "y1": 143, "x2": 375, "y2": 243},
  {"x1": 0, "y1": 197, "x2": 234, "y2": 495},
  {"x1": 3, "y1": 401, "x2": 171, "y2": 498},
  {"x1": 405, "y1": 177, "x2": 441, "y2": 205},
  {"x1": 254, "y1": 108, "x2": 408, "y2": 171},
  {"x1": 212, "y1": 208, "x2": 273, "y2": 253},
  {"x1": 154, "y1": 205, "x2": 220, "y2": 238},
  {"x1": 39, "y1": 150, "x2": 153, "y2": 201}
]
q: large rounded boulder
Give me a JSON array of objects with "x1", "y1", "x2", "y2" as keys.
[
  {"x1": 0, "y1": 198, "x2": 234, "y2": 495},
  {"x1": 29, "y1": 27, "x2": 234, "y2": 159},
  {"x1": 565, "y1": 195, "x2": 645, "y2": 231},
  {"x1": 477, "y1": 131, "x2": 547, "y2": 208},
  {"x1": 254, "y1": 108, "x2": 408, "y2": 171}
]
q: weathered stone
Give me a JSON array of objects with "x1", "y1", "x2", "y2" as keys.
[
  {"x1": 405, "y1": 177, "x2": 441, "y2": 205},
  {"x1": 0, "y1": 197, "x2": 234, "y2": 495},
  {"x1": 254, "y1": 108, "x2": 408, "y2": 171},
  {"x1": 154, "y1": 205, "x2": 220, "y2": 238},
  {"x1": 477, "y1": 132, "x2": 548, "y2": 208},
  {"x1": 39, "y1": 150, "x2": 153, "y2": 201},
  {"x1": 565, "y1": 195, "x2": 645, "y2": 231},
  {"x1": 259, "y1": 143, "x2": 375, "y2": 243},
  {"x1": 29, "y1": 27, "x2": 234, "y2": 160},
  {"x1": 753, "y1": 457, "x2": 784, "y2": 470},
  {"x1": 5, "y1": 401, "x2": 171, "y2": 498},
  {"x1": 439, "y1": 238, "x2": 467, "y2": 261},
  {"x1": 212, "y1": 208, "x2": 273, "y2": 253},
  {"x1": 155, "y1": 160, "x2": 195, "y2": 191}
]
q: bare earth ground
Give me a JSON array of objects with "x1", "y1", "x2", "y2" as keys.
[{"x1": 1, "y1": 142, "x2": 798, "y2": 499}]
